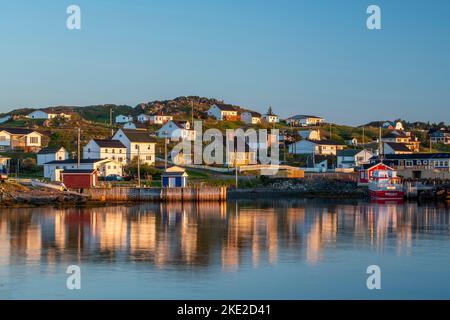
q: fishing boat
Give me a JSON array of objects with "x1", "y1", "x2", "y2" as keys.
[{"x1": 369, "y1": 168, "x2": 404, "y2": 201}]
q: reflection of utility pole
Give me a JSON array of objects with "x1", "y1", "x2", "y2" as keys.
[
  {"x1": 77, "y1": 127, "x2": 81, "y2": 169},
  {"x1": 430, "y1": 138, "x2": 432, "y2": 153},
  {"x1": 137, "y1": 145, "x2": 141, "y2": 188}
]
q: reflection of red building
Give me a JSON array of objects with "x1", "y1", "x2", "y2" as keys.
[
  {"x1": 358, "y1": 163, "x2": 394, "y2": 185},
  {"x1": 62, "y1": 169, "x2": 98, "y2": 189}
]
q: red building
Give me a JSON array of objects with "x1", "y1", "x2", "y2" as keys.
[
  {"x1": 61, "y1": 169, "x2": 99, "y2": 189},
  {"x1": 358, "y1": 163, "x2": 394, "y2": 186}
]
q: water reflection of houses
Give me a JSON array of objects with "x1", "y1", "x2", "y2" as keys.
[{"x1": 0, "y1": 201, "x2": 449, "y2": 271}]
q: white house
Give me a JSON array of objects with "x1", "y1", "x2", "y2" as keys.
[
  {"x1": 288, "y1": 139, "x2": 345, "y2": 156},
  {"x1": 83, "y1": 139, "x2": 128, "y2": 165},
  {"x1": 262, "y1": 113, "x2": 279, "y2": 123},
  {"x1": 123, "y1": 122, "x2": 147, "y2": 130},
  {"x1": 44, "y1": 159, "x2": 122, "y2": 182},
  {"x1": 112, "y1": 129, "x2": 156, "y2": 165},
  {"x1": 299, "y1": 130, "x2": 321, "y2": 141},
  {"x1": 383, "y1": 121, "x2": 404, "y2": 131},
  {"x1": 149, "y1": 115, "x2": 174, "y2": 125},
  {"x1": 115, "y1": 115, "x2": 133, "y2": 124},
  {"x1": 207, "y1": 104, "x2": 239, "y2": 121},
  {"x1": 345, "y1": 138, "x2": 358, "y2": 146},
  {"x1": 383, "y1": 142, "x2": 413, "y2": 155},
  {"x1": 0, "y1": 128, "x2": 44, "y2": 152},
  {"x1": 0, "y1": 115, "x2": 11, "y2": 124},
  {"x1": 27, "y1": 109, "x2": 72, "y2": 120},
  {"x1": 286, "y1": 115, "x2": 325, "y2": 127},
  {"x1": 157, "y1": 121, "x2": 196, "y2": 141},
  {"x1": 137, "y1": 114, "x2": 150, "y2": 123},
  {"x1": 337, "y1": 149, "x2": 373, "y2": 169},
  {"x1": 241, "y1": 111, "x2": 262, "y2": 125},
  {"x1": 37, "y1": 147, "x2": 68, "y2": 166}
]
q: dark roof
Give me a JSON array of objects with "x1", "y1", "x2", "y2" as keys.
[
  {"x1": 337, "y1": 149, "x2": 366, "y2": 157},
  {"x1": 173, "y1": 121, "x2": 189, "y2": 127},
  {"x1": 378, "y1": 153, "x2": 450, "y2": 160},
  {"x1": 121, "y1": 129, "x2": 156, "y2": 143},
  {"x1": 290, "y1": 115, "x2": 323, "y2": 120},
  {"x1": 307, "y1": 139, "x2": 345, "y2": 146},
  {"x1": 38, "y1": 147, "x2": 65, "y2": 154},
  {"x1": 384, "y1": 142, "x2": 412, "y2": 152},
  {"x1": 93, "y1": 139, "x2": 126, "y2": 148},
  {"x1": 214, "y1": 103, "x2": 237, "y2": 112},
  {"x1": 45, "y1": 159, "x2": 107, "y2": 165},
  {"x1": 0, "y1": 127, "x2": 37, "y2": 135},
  {"x1": 243, "y1": 111, "x2": 261, "y2": 117},
  {"x1": 62, "y1": 169, "x2": 97, "y2": 174}
]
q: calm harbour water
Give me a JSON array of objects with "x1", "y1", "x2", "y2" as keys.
[{"x1": 0, "y1": 199, "x2": 449, "y2": 300}]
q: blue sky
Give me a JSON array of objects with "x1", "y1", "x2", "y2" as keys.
[{"x1": 0, "y1": 0, "x2": 449, "y2": 125}]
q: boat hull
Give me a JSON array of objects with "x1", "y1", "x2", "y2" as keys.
[{"x1": 370, "y1": 189, "x2": 404, "y2": 201}]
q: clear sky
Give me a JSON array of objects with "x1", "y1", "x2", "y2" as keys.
[{"x1": 0, "y1": 0, "x2": 449, "y2": 125}]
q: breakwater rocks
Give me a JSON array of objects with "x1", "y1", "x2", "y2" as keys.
[{"x1": 230, "y1": 179, "x2": 368, "y2": 199}]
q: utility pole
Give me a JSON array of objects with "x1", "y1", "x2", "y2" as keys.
[
  {"x1": 137, "y1": 145, "x2": 141, "y2": 188},
  {"x1": 110, "y1": 106, "x2": 114, "y2": 136},
  {"x1": 362, "y1": 126, "x2": 365, "y2": 147},
  {"x1": 191, "y1": 101, "x2": 194, "y2": 125},
  {"x1": 235, "y1": 156, "x2": 238, "y2": 189},
  {"x1": 164, "y1": 132, "x2": 168, "y2": 170},
  {"x1": 329, "y1": 123, "x2": 332, "y2": 140},
  {"x1": 430, "y1": 137, "x2": 432, "y2": 153},
  {"x1": 77, "y1": 127, "x2": 81, "y2": 169}
]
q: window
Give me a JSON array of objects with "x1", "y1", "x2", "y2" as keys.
[
  {"x1": 146, "y1": 156, "x2": 152, "y2": 161},
  {"x1": 118, "y1": 157, "x2": 123, "y2": 162},
  {"x1": 0, "y1": 136, "x2": 5, "y2": 141},
  {"x1": 105, "y1": 149, "x2": 108, "y2": 153},
  {"x1": 29, "y1": 137, "x2": 39, "y2": 144},
  {"x1": 119, "y1": 149, "x2": 122, "y2": 153},
  {"x1": 135, "y1": 145, "x2": 139, "y2": 149},
  {"x1": 406, "y1": 161, "x2": 413, "y2": 167},
  {"x1": 112, "y1": 149, "x2": 115, "y2": 153},
  {"x1": 88, "y1": 148, "x2": 91, "y2": 153},
  {"x1": 423, "y1": 160, "x2": 428, "y2": 165},
  {"x1": 444, "y1": 161, "x2": 449, "y2": 167},
  {"x1": 417, "y1": 160, "x2": 421, "y2": 165}
]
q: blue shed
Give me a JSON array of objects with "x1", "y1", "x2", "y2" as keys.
[{"x1": 162, "y1": 166, "x2": 188, "y2": 188}]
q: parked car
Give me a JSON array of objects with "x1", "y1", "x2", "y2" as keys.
[{"x1": 105, "y1": 174, "x2": 123, "y2": 181}]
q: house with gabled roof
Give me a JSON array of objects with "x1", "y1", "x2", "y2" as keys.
[
  {"x1": 288, "y1": 139, "x2": 345, "y2": 156},
  {"x1": 241, "y1": 111, "x2": 262, "y2": 124},
  {"x1": 83, "y1": 139, "x2": 128, "y2": 165},
  {"x1": 0, "y1": 127, "x2": 44, "y2": 152},
  {"x1": 286, "y1": 115, "x2": 325, "y2": 127},
  {"x1": 383, "y1": 142, "x2": 413, "y2": 155},
  {"x1": 44, "y1": 158, "x2": 122, "y2": 181},
  {"x1": 27, "y1": 108, "x2": 73, "y2": 120},
  {"x1": 337, "y1": 149, "x2": 373, "y2": 169},
  {"x1": 207, "y1": 104, "x2": 239, "y2": 121},
  {"x1": 112, "y1": 129, "x2": 156, "y2": 165},
  {"x1": 37, "y1": 147, "x2": 68, "y2": 165},
  {"x1": 157, "y1": 120, "x2": 196, "y2": 141}
]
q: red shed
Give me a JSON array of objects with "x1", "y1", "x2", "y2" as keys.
[
  {"x1": 61, "y1": 169, "x2": 99, "y2": 189},
  {"x1": 358, "y1": 163, "x2": 394, "y2": 186}
]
